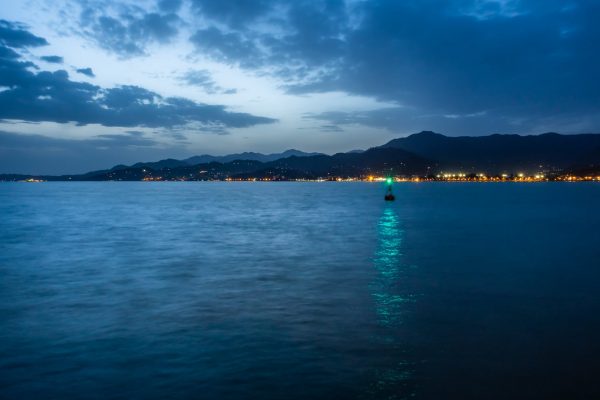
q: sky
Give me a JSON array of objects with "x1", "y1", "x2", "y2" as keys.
[{"x1": 1, "y1": 0, "x2": 599, "y2": 174}]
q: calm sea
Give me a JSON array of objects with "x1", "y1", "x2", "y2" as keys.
[{"x1": 1, "y1": 182, "x2": 599, "y2": 399}]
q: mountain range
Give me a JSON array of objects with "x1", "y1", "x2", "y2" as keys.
[
  {"x1": 2, "y1": 131, "x2": 600, "y2": 181},
  {"x1": 117, "y1": 149, "x2": 325, "y2": 171},
  {"x1": 382, "y1": 131, "x2": 600, "y2": 173}
]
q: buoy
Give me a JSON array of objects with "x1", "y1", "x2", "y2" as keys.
[{"x1": 384, "y1": 177, "x2": 395, "y2": 201}]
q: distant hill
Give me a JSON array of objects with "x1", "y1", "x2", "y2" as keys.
[
  {"x1": 184, "y1": 149, "x2": 323, "y2": 165},
  {"x1": 48, "y1": 147, "x2": 433, "y2": 181},
  {"x1": 131, "y1": 158, "x2": 188, "y2": 170},
  {"x1": 122, "y1": 149, "x2": 324, "y2": 171},
  {"x1": 2, "y1": 131, "x2": 600, "y2": 181},
  {"x1": 381, "y1": 131, "x2": 600, "y2": 173},
  {"x1": 262, "y1": 147, "x2": 433, "y2": 176}
]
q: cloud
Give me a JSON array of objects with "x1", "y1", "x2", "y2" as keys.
[
  {"x1": 0, "y1": 19, "x2": 48, "y2": 48},
  {"x1": 0, "y1": 68, "x2": 275, "y2": 129},
  {"x1": 188, "y1": 1, "x2": 348, "y2": 82},
  {"x1": 79, "y1": 5, "x2": 181, "y2": 57},
  {"x1": 460, "y1": 0, "x2": 525, "y2": 20},
  {"x1": 304, "y1": 106, "x2": 600, "y2": 136},
  {"x1": 319, "y1": 124, "x2": 344, "y2": 132},
  {"x1": 0, "y1": 129, "x2": 181, "y2": 175},
  {"x1": 40, "y1": 55, "x2": 64, "y2": 63},
  {"x1": 179, "y1": 69, "x2": 236, "y2": 94},
  {"x1": 158, "y1": 0, "x2": 183, "y2": 13},
  {"x1": 76, "y1": 67, "x2": 95, "y2": 77},
  {"x1": 94, "y1": 130, "x2": 158, "y2": 146},
  {"x1": 0, "y1": 20, "x2": 276, "y2": 131},
  {"x1": 186, "y1": 0, "x2": 600, "y2": 134},
  {"x1": 189, "y1": 0, "x2": 275, "y2": 29},
  {"x1": 306, "y1": 109, "x2": 413, "y2": 132},
  {"x1": 189, "y1": 27, "x2": 262, "y2": 68},
  {"x1": 0, "y1": 129, "x2": 157, "y2": 149}
]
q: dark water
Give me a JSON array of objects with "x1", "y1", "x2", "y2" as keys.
[{"x1": 1, "y1": 182, "x2": 599, "y2": 399}]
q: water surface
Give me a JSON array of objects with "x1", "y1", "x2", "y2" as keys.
[{"x1": 1, "y1": 182, "x2": 599, "y2": 399}]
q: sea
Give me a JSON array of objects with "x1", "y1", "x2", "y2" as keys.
[{"x1": 1, "y1": 182, "x2": 599, "y2": 400}]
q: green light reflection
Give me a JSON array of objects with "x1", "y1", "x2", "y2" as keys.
[
  {"x1": 372, "y1": 206, "x2": 413, "y2": 327},
  {"x1": 366, "y1": 205, "x2": 417, "y2": 399}
]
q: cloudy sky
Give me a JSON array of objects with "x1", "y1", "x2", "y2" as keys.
[{"x1": 1, "y1": 0, "x2": 599, "y2": 174}]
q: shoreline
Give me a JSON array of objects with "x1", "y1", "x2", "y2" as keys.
[{"x1": 4, "y1": 178, "x2": 600, "y2": 183}]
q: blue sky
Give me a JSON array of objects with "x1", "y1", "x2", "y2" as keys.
[{"x1": 1, "y1": 0, "x2": 599, "y2": 173}]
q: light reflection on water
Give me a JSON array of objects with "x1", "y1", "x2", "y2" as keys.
[
  {"x1": 373, "y1": 207, "x2": 409, "y2": 327},
  {"x1": 366, "y1": 205, "x2": 417, "y2": 400}
]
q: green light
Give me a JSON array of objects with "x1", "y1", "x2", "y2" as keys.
[{"x1": 386, "y1": 177, "x2": 393, "y2": 184}]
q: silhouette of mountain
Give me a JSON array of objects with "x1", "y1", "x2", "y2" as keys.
[
  {"x1": 131, "y1": 159, "x2": 188, "y2": 169},
  {"x1": 48, "y1": 147, "x2": 432, "y2": 181},
  {"x1": 184, "y1": 149, "x2": 323, "y2": 165},
  {"x1": 122, "y1": 150, "x2": 323, "y2": 171},
  {"x1": 381, "y1": 131, "x2": 600, "y2": 173},
  {"x1": 260, "y1": 147, "x2": 433, "y2": 177},
  {"x1": 3, "y1": 132, "x2": 600, "y2": 181}
]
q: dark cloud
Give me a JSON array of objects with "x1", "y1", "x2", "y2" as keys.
[
  {"x1": 79, "y1": 6, "x2": 181, "y2": 57},
  {"x1": 0, "y1": 45, "x2": 20, "y2": 60},
  {"x1": 189, "y1": 0, "x2": 274, "y2": 29},
  {"x1": 305, "y1": 106, "x2": 600, "y2": 136},
  {"x1": 179, "y1": 70, "x2": 236, "y2": 94},
  {"x1": 188, "y1": 0, "x2": 600, "y2": 134},
  {"x1": 190, "y1": 27, "x2": 261, "y2": 68},
  {"x1": 306, "y1": 109, "x2": 423, "y2": 132},
  {"x1": 313, "y1": 1, "x2": 591, "y2": 114},
  {"x1": 76, "y1": 67, "x2": 95, "y2": 77},
  {"x1": 188, "y1": 1, "x2": 348, "y2": 79},
  {"x1": 0, "y1": 130, "x2": 185, "y2": 175},
  {"x1": 0, "y1": 129, "x2": 157, "y2": 149},
  {"x1": 180, "y1": 70, "x2": 217, "y2": 90},
  {"x1": 0, "y1": 67, "x2": 275, "y2": 128},
  {"x1": 158, "y1": 0, "x2": 183, "y2": 13},
  {"x1": 0, "y1": 19, "x2": 48, "y2": 48},
  {"x1": 40, "y1": 55, "x2": 64, "y2": 63},
  {"x1": 0, "y1": 49, "x2": 37, "y2": 88},
  {"x1": 319, "y1": 124, "x2": 344, "y2": 133},
  {"x1": 94, "y1": 131, "x2": 157, "y2": 146},
  {"x1": 0, "y1": 20, "x2": 275, "y2": 131}
]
